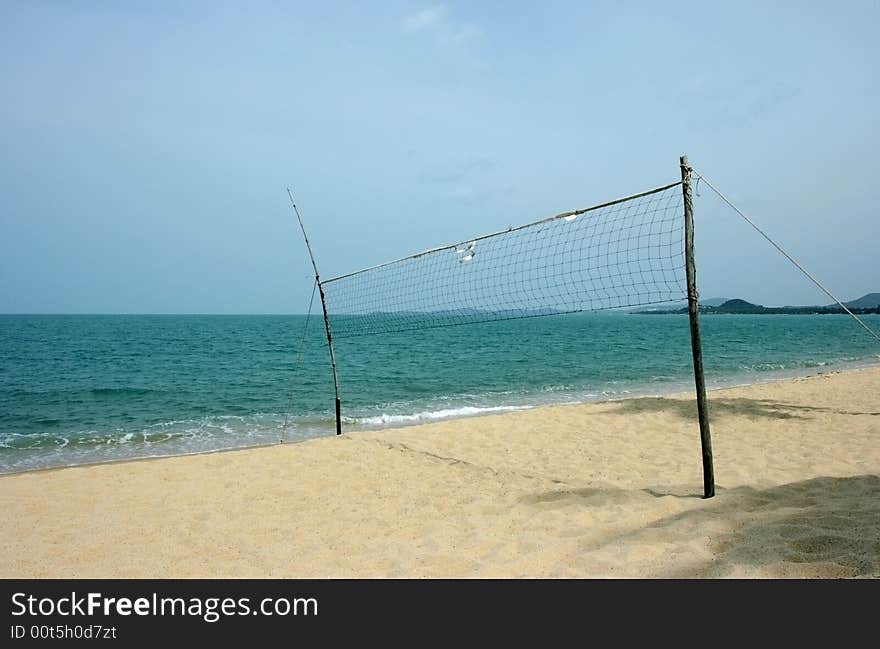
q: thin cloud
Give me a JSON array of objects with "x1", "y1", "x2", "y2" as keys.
[
  {"x1": 401, "y1": 5, "x2": 447, "y2": 34},
  {"x1": 400, "y1": 5, "x2": 483, "y2": 56},
  {"x1": 437, "y1": 22, "x2": 482, "y2": 54}
]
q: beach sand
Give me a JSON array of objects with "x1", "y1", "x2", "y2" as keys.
[{"x1": 2, "y1": 367, "x2": 878, "y2": 578}]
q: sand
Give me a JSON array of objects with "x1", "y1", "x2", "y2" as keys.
[{"x1": 1, "y1": 367, "x2": 878, "y2": 578}]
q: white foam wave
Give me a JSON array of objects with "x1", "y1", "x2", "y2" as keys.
[{"x1": 355, "y1": 405, "x2": 531, "y2": 427}]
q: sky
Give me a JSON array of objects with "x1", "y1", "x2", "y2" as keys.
[{"x1": 1, "y1": 0, "x2": 878, "y2": 313}]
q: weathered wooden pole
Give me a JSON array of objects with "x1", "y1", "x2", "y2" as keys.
[
  {"x1": 316, "y1": 281, "x2": 342, "y2": 436},
  {"x1": 680, "y1": 155, "x2": 715, "y2": 498},
  {"x1": 288, "y1": 189, "x2": 343, "y2": 435}
]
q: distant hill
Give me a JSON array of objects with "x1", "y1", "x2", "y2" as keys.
[
  {"x1": 638, "y1": 293, "x2": 880, "y2": 315},
  {"x1": 700, "y1": 297, "x2": 731, "y2": 307},
  {"x1": 714, "y1": 299, "x2": 762, "y2": 313},
  {"x1": 831, "y1": 293, "x2": 880, "y2": 310}
]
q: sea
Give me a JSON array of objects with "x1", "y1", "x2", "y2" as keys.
[{"x1": 1, "y1": 313, "x2": 878, "y2": 474}]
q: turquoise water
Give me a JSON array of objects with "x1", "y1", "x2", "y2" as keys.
[{"x1": 1, "y1": 313, "x2": 878, "y2": 473}]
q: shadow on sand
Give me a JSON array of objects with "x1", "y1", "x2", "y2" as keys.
[
  {"x1": 607, "y1": 396, "x2": 880, "y2": 422},
  {"x1": 680, "y1": 474, "x2": 879, "y2": 577},
  {"x1": 526, "y1": 475, "x2": 880, "y2": 577}
]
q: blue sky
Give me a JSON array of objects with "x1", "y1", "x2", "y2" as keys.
[{"x1": 1, "y1": 1, "x2": 878, "y2": 313}]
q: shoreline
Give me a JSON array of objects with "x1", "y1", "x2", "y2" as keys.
[
  {"x1": 1, "y1": 364, "x2": 877, "y2": 578},
  {"x1": 2, "y1": 358, "x2": 878, "y2": 478}
]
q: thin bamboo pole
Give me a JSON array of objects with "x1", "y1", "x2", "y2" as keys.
[{"x1": 287, "y1": 189, "x2": 342, "y2": 435}]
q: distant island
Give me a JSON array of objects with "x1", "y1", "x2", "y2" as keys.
[{"x1": 639, "y1": 293, "x2": 880, "y2": 315}]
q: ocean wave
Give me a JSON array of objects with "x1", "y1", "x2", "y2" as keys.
[
  {"x1": 90, "y1": 387, "x2": 158, "y2": 396},
  {"x1": 353, "y1": 405, "x2": 531, "y2": 427},
  {"x1": 0, "y1": 411, "x2": 336, "y2": 454},
  {"x1": 736, "y1": 356, "x2": 865, "y2": 373},
  {"x1": 0, "y1": 412, "x2": 337, "y2": 473}
]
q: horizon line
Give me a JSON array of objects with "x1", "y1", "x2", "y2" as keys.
[{"x1": 0, "y1": 312, "x2": 316, "y2": 317}]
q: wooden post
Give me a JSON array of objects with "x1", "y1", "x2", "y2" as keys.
[
  {"x1": 288, "y1": 189, "x2": 343, "y2": 435},
  {"x1": 317, "y1": 280, "x2": 343, "y2": 436},
  {"x1": 680, "y1": 155, "x2": 715, "y2": 498}
]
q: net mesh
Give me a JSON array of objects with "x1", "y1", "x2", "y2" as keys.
[{"x1": 321, "y1": 182, "x2": 686, "y2": 338}]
